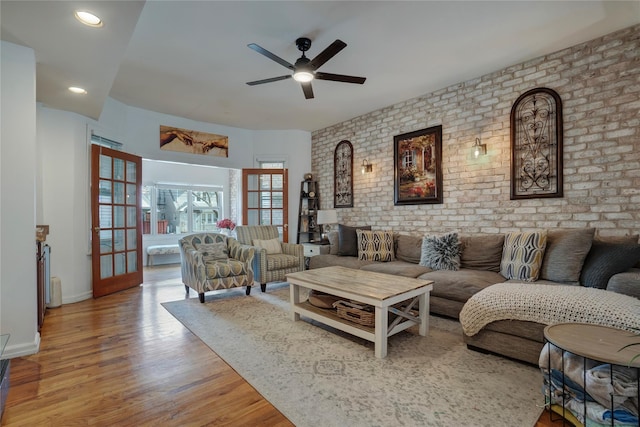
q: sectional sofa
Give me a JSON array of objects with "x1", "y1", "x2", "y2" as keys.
[{"x1": 308, "y1": 226, "x2": 640, "y2": 365}]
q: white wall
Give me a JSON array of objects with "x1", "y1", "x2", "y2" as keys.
[
  {"x1": 0, "y1": 42, "x2": 39, "y2": 357},
  {"x1": 32, "y1": 96, "x2": 311, "y2": 324}
]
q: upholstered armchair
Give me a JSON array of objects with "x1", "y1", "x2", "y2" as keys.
[
  {"x1": 179, "y1": 233, "x2": 255, "y2": 303},
  {"x1": 235, "y1": 225, "x2": 305, "y2": 292}
]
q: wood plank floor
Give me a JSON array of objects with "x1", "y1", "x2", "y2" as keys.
[{"x1": 3, "y1": 264, "x2": 567, "y2": 426}]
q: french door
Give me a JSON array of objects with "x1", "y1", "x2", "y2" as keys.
[
  {"x1": 242, "y1": 169, "x2": 289, "y2": 242},
  {"x1": 91, "y1": 144, "x2": 143, "y2": 297}
]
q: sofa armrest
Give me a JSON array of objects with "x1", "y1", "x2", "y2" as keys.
[
  {"x1": 180, "y1": 247, "x2": 208, "y2": 291},
  {"x1": 606, "y1": 268, "x2": 640, "y2": 299}
]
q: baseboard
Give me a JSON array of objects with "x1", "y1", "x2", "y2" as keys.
[{"x1": 3, "y1": 332, "x2": 40, "y2": 358}]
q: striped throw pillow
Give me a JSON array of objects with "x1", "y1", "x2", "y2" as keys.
[
  {"x1": 500, "y1": 231, "x2": 548, "y2": 281},
  {"x1": 356, "y1": 230, "x2": 394, "y2": 262}
]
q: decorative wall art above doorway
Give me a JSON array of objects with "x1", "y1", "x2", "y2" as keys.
[{"x1": 160, "y1": 125, "x2": 229, "y2": 157}]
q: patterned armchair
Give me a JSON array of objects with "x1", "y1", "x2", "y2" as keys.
[
  {"x1": 235, "y1": 225, "x2": 305, "y2": 292},
  {"x1": 179, "y1": 233, "x2": 255, "y2": 303}
]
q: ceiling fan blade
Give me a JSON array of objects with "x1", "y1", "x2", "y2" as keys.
[
  {"x1": 301, "y1": 82, "x2": 314, "y2": 99},
  {"x1": 248, "y1": 43, "x2": 295, "y2": 70},
  {"x1": 315, "y1": 72, "x2": 366, "y2": 84},
  {"x1": 308, "y1": 39, "x2": 347, "y2": 70},
  {"x1": 246, "y1": 75, "x2": 292, "y2": 86}
]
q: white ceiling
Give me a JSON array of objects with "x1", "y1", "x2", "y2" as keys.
[{"x1": 2, "y1": 1, "x2": 638, "y2": 132}]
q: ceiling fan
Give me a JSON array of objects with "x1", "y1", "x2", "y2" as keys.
[{"x1": 246, "y1": 37, "x2": 366, "y2": 99}]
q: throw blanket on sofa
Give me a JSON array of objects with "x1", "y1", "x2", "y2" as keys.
[{"x1": 460, "y1": 282, "x2": 640, "y2": 336}]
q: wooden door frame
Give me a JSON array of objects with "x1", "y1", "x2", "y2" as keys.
[{"x1": 242, "y1": 168, "x2": 289, "y2": 242}]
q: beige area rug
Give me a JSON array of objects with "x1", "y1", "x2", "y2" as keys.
[{"x1": 162, "y1": 283, "x2": 544, "y2": 427}]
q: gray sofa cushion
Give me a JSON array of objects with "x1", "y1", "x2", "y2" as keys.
[
  {"x1": 540, "y1": 228, "x2": 594, "y2": 283},
  {"x1": 308, "y1": 254, "x2": 375, "y2": 270},
  {"x1": 460, "y1": 234, "x2": 504, "y2": 272},
  {"x1": 395, "y1": 234, "x2": 422, "y2": 264},
  {"x1": 420, "y1": 269, "x2": 505, "y2": 303},
  {"x1": 361, "y1": 261, "x2": 432, "y2": 278},
  {"x1": 606, "y1": 268, "x2": 640, "y2": 299},
  {"x1": 580, "y1": 241, "x2": 640, "y2": 289},
  {"x1": 337, "y1": 224, "x2": 371, "y2": 256}
]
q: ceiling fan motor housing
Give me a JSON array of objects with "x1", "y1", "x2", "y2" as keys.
[{"x1": 296, "y1": 37, "x2": 312, "y2": 52}]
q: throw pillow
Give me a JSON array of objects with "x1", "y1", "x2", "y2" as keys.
[
  {"x1": 327, "y1": 231, "x2": 340, "y2": 255},
  {"x1": 419, "y1": 232, "x2": 462, "y2": 271},
  {"x1": 580, "y1": 241, "x2": 640, "y2": 289},
  {"x1": 459, "y1": 234, "x2": 505, "y2": 272},
  {"x1": 500, "y1": 231, "x2": 548, "y2": 281},
  {"x1": 395, "y1": 234, "x2": 423, "y2": 264},
  {"x1": 540, "y1": 228, "x2": 595, "y2": 283},
  {"x1": 253, "y1": 238, "x2": 282, "y2": 254},
  {"x1": 356, "y1": 230, "x2": 394, "y2": 262},
  {"x1": 197, "y1": 242, "x2": 228, "y2": 262},
  {"x1": 337, "y1": 224, "x2": 371, "y2": 256}
]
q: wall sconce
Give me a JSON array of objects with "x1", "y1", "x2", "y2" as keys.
[
  {"x1": 361, "y1": 159, "x2": 373, "y2": 174},
  {"x1": 473, "y1": 138, "x2": 487, "y2": 158}
]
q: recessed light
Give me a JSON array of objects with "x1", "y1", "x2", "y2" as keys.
[
  {"x1": 74, "y1": 10, "x2": 103, "y2": 27},
  {"x1": 69, "y1": 87, "x2": 88, "y2": 95}
]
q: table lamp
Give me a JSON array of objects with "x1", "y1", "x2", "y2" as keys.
[{"x1": 316, "y1": 209, "x2": 338, "y2": 243}]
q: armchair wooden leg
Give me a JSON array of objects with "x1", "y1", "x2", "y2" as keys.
[
  {"x1": 245, "y1": 286, "x2": 252, "y2": 296},
  {"x1": 260, "y1": 284, "x2": 266, "y2": 292},
  {"x1": 198, "y1": 293, "x2": 205, "y2": 303}
]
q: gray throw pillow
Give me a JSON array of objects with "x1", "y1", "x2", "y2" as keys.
[
  {"x1": 337, "y1": 224, "x2": 371, "y2": 256},
  {"x1": 459, "y1": 234, "x2": 505, "y2": 272},
  {"x1": 420, "y1": 232, "x2": 462, "y2": 271},
  {"x1": 580, "y1": 241, "x2": 640, "y2": 289},
  {"x1": 540, "y1": 228, "x2": 595, "y2": 283},
  {"x1": 395, "y1": 234, "x2": 423, "y2": 264}
]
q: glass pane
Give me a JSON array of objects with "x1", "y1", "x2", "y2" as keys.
[
  {"x1": 114, "y1": 253, "x2": 126, "y2": 275},
  {"x1": 260, "y1": 192, "x2": 271, "y2": 209},
  {"x1": 127, "y1": 251, "x2": 138, "y2": 273},
  {"x1": 114, "y1": 206, "x2": 125, "y2": 228},
  {"x1": 272, "y1": 192, "x2": 283, "y2": 208},
  {"x1": 126, "y1": 161, "x2": 136, "y2": 183},
  {"x1": 99, "y1": 180, "x2": 112, "y2": 203},
  {"x1": 248, "y1": 192, "x2": 259, "y2": 209},
  {"x1": 100, "y1": 255, "x2": 113, "y2": 279},
  {"x1": 126, "y1": 207, "x2": 137, "y2": 228},
  {"x1": 157, "y1": 188, "x2": 187, "y2": 235},
  {"x1": 272, "y1": 209, "x2": 284, "y2": 225},
  {"x1": 142, "y1": 186, "x2": 151, "y2": 235},
  {"x1": 261, "y1": 210, "x2": 271, "y2": 225},
  {"x1": 114, "y1": 182, "x2": 125, "y2": 204},
  {"x1": 99, "y1": 206, "x2": 112, "y2": 228},
  {"x1": 114, "y1": 158, "x2": 124, "y2": 181},
  {"x1": 272, "y1": 174, "x2": 283, "y2": 190},
  {"x1": 260, "y1": 174, "x2": 271, "y2": 190},
  {"x1": 99, "y1": 230, "x2": 112, "y2": 254},
  {"x1": 127, "y1": 229, "x2": 137, "y2": 250},
  {"x1": 114, "y1": 229, "x2": 125, "y2": 252},
  {"x1": 247, "y1": 174, "x2": 258, "y2": 191},
  {"x1": 191, "y1": 190, "x2": 219, "y2": 232},
  {"x1": 247, "y1": 210, "x2": 259, "y2": 226},
  {"x1": 126, "y1": 184, "x2": 136, "y2": 205},
  {"x1": 99, "y1": 154, "x2": 111, "y2": 179}
]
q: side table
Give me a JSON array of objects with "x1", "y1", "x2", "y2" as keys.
[
  {"x1": 302, "y1": 242, "x2": 326, "y2": 269},
  {"x1": 543, "y1": 323, "x2": 639, "y2": 427}
]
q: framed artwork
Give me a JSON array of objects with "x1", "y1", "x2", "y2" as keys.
[
  {"x1": 394, "y1": 125, "x2": 443, "y2": 205},
  {"x1": 160, "y1": 125, "x2": 229, "y2": 157},
  {"x1": 334, "y1": 140, "x2": 353, "y2": 208},
  {"x1": 510, "y1": 87, "x2": 563, "y2": 199}
]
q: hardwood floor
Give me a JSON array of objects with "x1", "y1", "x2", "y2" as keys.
[{"x1": 3, "y1": 265, "x2": 568, "y2": 426}]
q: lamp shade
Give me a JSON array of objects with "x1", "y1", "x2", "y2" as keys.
[{"x1": 316, "y1": 209, "x2": 338, "y2": 225}]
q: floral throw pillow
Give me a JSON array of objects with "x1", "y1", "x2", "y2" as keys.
[{"x1": 419, "y1": 232, "x2": 462, "y2": 271}]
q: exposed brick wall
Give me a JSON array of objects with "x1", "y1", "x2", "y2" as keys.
[{"x1": 311, "y1": 24, "x2": 639, "y2": 238}]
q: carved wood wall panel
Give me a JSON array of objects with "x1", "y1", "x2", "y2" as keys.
[{"x1": 334, "y1": 140, "x2": 353, "y2": 208}]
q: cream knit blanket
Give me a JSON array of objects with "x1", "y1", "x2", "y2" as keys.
[{"x1": 460, "y1": 282, "x2": 640, "y2": 336}]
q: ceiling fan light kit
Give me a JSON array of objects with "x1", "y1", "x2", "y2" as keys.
[{"x1": 247, "y1": 37, "x2": 366, "y2": 99}]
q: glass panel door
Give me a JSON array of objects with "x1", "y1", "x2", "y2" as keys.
[
  {"x1": 91, "y1": 145, "x2": 143, "y2": 297},
  {"x1": 242, "y1": 169, "x2": 288, "y2": 242}
]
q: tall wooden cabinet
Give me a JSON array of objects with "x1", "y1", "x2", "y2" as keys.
[{"x1": 297, "y1": 179, "x2": 321, "y2": 244}]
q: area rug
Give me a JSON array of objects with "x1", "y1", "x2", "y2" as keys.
[{"x1": 162, "y1": 284, "x2": 544, "y2": 427}]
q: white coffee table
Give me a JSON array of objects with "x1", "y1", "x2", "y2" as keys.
[{"x1": 286, "y1": 266, "x2": 433, "y2": 358}]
